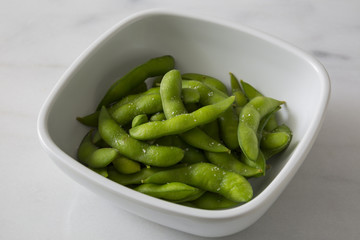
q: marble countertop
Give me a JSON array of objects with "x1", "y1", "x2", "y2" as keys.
[{"x1": 1, "y1": 0, "x2": 359, "y2": 239}]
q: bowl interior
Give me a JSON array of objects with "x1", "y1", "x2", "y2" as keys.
[{"x1": 43, "y1": 11, "x2": 328, "y2": 205}]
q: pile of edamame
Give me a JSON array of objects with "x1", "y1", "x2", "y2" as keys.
[{"x1": 76, "y1": 55, "x2": 292, "y2": 210}]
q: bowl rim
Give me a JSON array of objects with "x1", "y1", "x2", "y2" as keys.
[{"x1": 37, "y1": 8, "x2": 331, "y2": 220}]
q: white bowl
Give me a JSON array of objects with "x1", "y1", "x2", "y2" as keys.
[{"x1": 37, "y1": 9, "x2": 330, "y2": 237}]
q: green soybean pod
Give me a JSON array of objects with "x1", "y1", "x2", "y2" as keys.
[
  {"x1": 155, "y1": 135, "x2": 207, "y2": 164},
  {"x1": 261, "y1": 131, "x2": 290, "y2": 149},
  {"x1": 180, "y1": 148, "x2": 207, "y2": 164},
  {"x1": 160, "y1": 69, "x2": 229, "y2": 153},
  {"x1": 240, "y1": 79, "x2": 262, "y2": 99},
  {"x1": 92, "y1": 130, "x2": 102, "y2": 145},
  {"x1": 76, "y1": 111, "x2": 99, "y2": 127},
  {"x1": 172, "y1": 188, "x2": 206, "y2": 203},
  {"x1": 261, "y1": 124, "x2": 292, "y2": 159},
  {"x1": 189, "y1": 192, "x2": 239, "y2": 210},
  {"x1": 181, "y1": 88, "x2": 200, "y2": 104},
  {"x1": 256, "y1": 106, "x2": 281, "y2": 144},
  {"x1": 241, "y1": 80, "x2": 278, "y2": 131},
  {"x1": 180, "y1": 129, "x2": 230, "y2": 153},
  {"x1": 91, "y1": 130, "x2": 110, "y2": 148},
  {"x1": 182, "y1": 80, "x2": 239, "y2": 150},
  {"x1": 98, "y1": 106, "x2": 184, "y2": 167},
  {"x1": 204, "y1": 152, "x2": 263, "y2": 177},
  {"x1": 241, "y1": 151, "x2": 266, "y2": 177},
  {"x1": 129, "y1": 96, "x2": 235, "y2": 141},
  {"x1": 112, "y1": 155, "x2": 141, "y2": 174},
  {"x1": 182, "y1": 73, "x2": 228, "y2": 94},
  {"x1": 77, "y1": 88, "x2": 161, "y2": 127},
  {"x1": 200, "y1": 119, "x2": 261, "y2": 177},
  {"x1": 110, "y1": 93, "x2": 162, "y2": 126},
  {"x1": 78, "y1": 87, "x2": 201, "y2": 127},
  {"x1": 160, "y1": 69, "x2": 187, "y2": 118},
  {"x1": 134, "y1": 182, "x2": 204, "y2": 203},
  {"x1": 229, "y1": 72, "x2": 247, "y2": 107},
  {"x1": 238, "y1": 96, "x2": 284, "y2": 162},
  {"x1": 144, "y1": 162, "x2": 253, "y2": 202},
  {"x1": 108, "y1": 166, "x2": 161, "y2": 185},
  {"x1": 110, "y1": 87, "x2": 199, "y2": 125},
  {"x1": 149, "y1": 112, "x2": 166, "y2": 121},
  {"x1": 113, "y1": 87, "x2": 160, "y2": 106},
  {"x1": 96, "y1": 55, "x2": 175, "y2": 110},
  {"x1": 182, "y1": 80, "x2": 225, "y2": 105},
  {"x1": 77, "y1": 130, "x2": 118, "y2": 168},
  {"x1": 132, "y1": 114, "x2": 148, "y2": 128},
  {"x1": 218, "y1": 107, "x2": 239, "y2": 150}
]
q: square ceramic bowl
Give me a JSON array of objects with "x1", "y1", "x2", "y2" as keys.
[{"x1": 37, "y1": 9, "x2": 330, "y2": 237}]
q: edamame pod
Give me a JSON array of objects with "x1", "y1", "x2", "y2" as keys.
[
  {"x1": 114, "y1": 87, "x2": 160, "y2": 106},
  {"x1": 261, "y1": 124, "x2": 292, "y2": 159},
  {"x1": 188, "y1": 192, "x2": 239, "y2": 210},
  {"x1": 200, "y1": 119, "x2": 261, "y2": 177},
  {"x1": 78, "y1": 88, "x2": 200, "y2": 127},
  {"x1": 77, "y1": 130, "x2": 118, "y2": 168},
  {"x1": 256, "y1": 107, "x2": 281, "y2": 143},
  {"x1": 98, "y1": 106, "x2": 184, "y2": 167},
  {"x1": 109, "y1": 89, "x2": 201, "y2": 125},
  {"x1": 241, "y1": 151, "x2": 266, "y2": 177},
  {"x1": 182, "y1": 73, "x2": 228, "y2": 94},
  {"x1": 180, "y1": 128, "x2": 230, "y2": 153},
  {"x1": 160, "y1": 69, "x2": 229, "y2": 153},
  {"x1": 108, "y1": 166, "x2": 161, "y2": 185},
  {"x1": 112, "y1": 155, "x2": 141, "y2": 174},
  {"x1": 134, "y1": 182, "x2": 205, "y2": 203},
  {"x1": 218, "y1": 107, "x2": 239, "y2": 150},
  {"x1": 144, "y1": 163, "x2": 253, "y2": 202},
  {"x1": 129, "y1": 96, "x2": 235, "y2": 140},
  {"x1": 110, "y1": 93, "x2": 162, "y2": 126},
  {"x1": 204, "y1": 152, "x2": 263, "y2": 177},
  {"x1": 182, "y1": 88, "x2": 200, "y2": 104},
  {"x1": 230, "y1": 72, "x2": 247, "y2": 107},
  {"x1": 160, "y1": 70, "x2": 187, "y2": 118},
  {"x1": 155, "y1": 135, "x2": 207, "y2": 164},
  {"x1": 77, "y1": 88, "x2": 160, "y2": 127},
  {"x1": 182, "y1": 80, "x2": 239, "y2": 150},
  {"x1": 97, "y1": 55, "x2": 175, "y2": 110},
  {"x1": 238, "y1": 96, "x2": 284, "y2": 162},
  {"x1": 92, "y1": 130, "x2": 110, "y2": 148},
  {"x1": 149, "y1": 112, "x2": 166, "y2": 121},
  {"x1": 131, "y1": 114, "x2": 148, "y2": 128},
  {"x1": 76, "y1": 112, "x2": 99, "y2": 127},
  {"x1": 261, "y1": 131, "x2": 290, "y2": 149},
  {"x1": 182, "y1": 80, "x2": 225, "y2": 105},
  {"x1": 240, "y1": 79, "x2": 262, "y2": 99},
  {"x1": 241, "y1": 80, "x2": 278, "y2": 131}
]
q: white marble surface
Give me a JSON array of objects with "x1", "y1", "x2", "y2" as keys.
[{"x1": 1, "y1": 0, "x2": 359, "y2": 239}]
